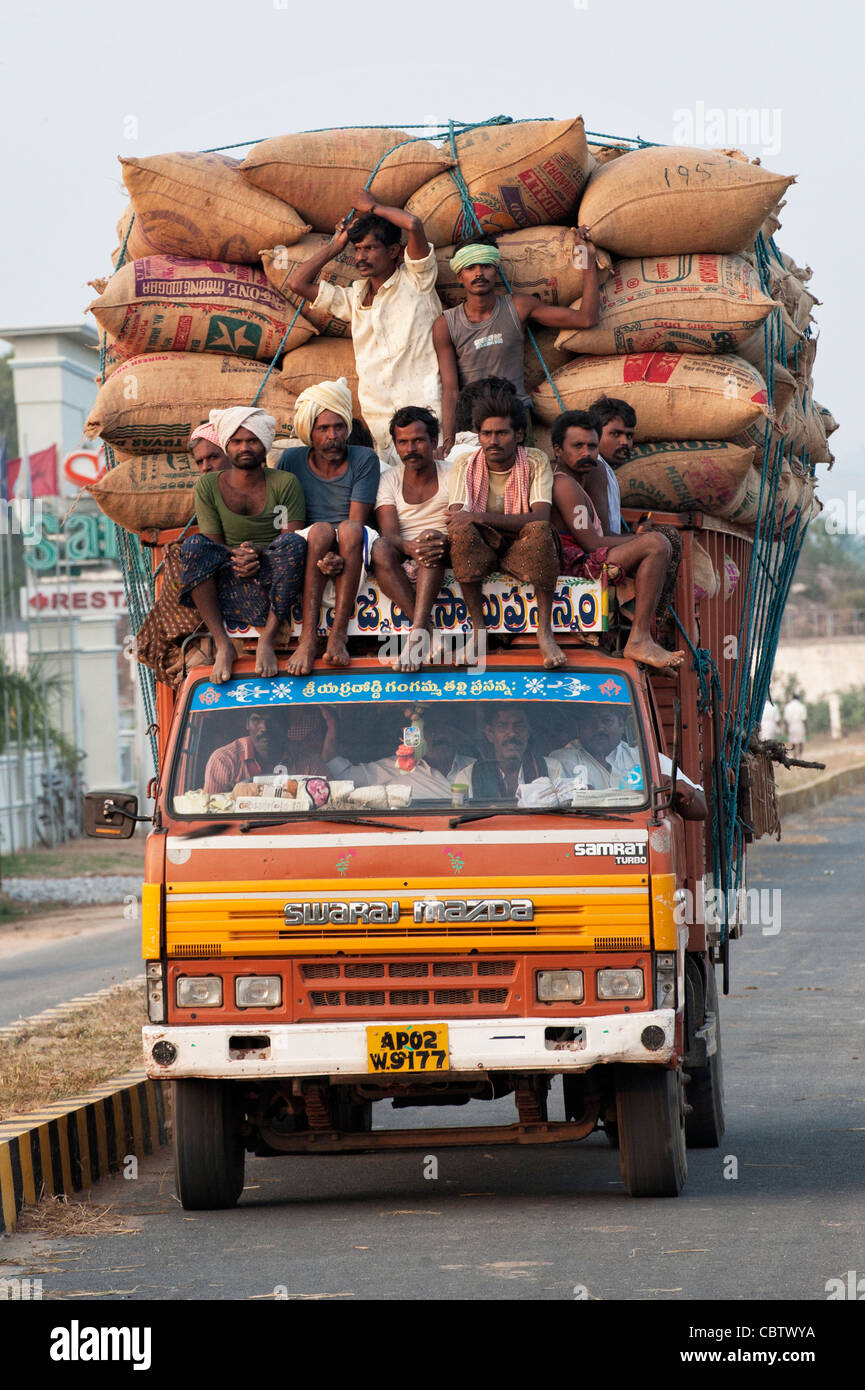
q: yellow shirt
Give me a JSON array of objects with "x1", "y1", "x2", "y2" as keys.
[{"x1": 313, "y1": 246, "x2": 442, "y2": 467}]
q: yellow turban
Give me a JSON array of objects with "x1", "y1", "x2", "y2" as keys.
[{"x1": 293, "y1": 377, "x2": 354, "y2": 447}]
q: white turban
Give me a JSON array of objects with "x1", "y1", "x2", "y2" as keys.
[
  {"x1": 292, "y1": 376, "x2": 353, "y2": 447},
  {"x1": 208, "y1": 406, "x2": 277, "y2": 453}
]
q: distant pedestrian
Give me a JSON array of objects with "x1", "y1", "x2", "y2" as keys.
[
  {"x1": 760, "y1": 698, "x2": 781, "y2": 742},
  {"x1": 783, "y1": 693, "x2": 807, "y2": 758}
]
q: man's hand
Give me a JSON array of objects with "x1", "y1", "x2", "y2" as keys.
[
  {"x1": 414, "y1": 529, "x2": 447, "y2": 566},
  {"x1": 351, "y1": 188, "x2": 377, "y2": 215},
  {"x1": 231, "y1": 543, "x2": 260, "y2": 578},
  {"x1": 573, "y1": 225, "x2": 597, "y2": 263},
  {"x1": 446, "y1": 508, "x2": 479, "y2": 533},
  {"x1": 331, "y1": 218, "x2": 350, "y2": 254},
  {"x1": 317, "y1": 552, "x2": 345, "y2": 577}
]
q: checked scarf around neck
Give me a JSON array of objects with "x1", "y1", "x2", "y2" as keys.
[{"x1": 464, "y1": 445, "x2": 531, "y2": 516}]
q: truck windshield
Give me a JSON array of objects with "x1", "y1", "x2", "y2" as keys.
[{"x1": 169, "y1": 669, "x2": 648, "y2": 818}]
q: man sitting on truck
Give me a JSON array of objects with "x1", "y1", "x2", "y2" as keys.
[
  {"x1": 285, "y1": 191, "x2": 442, "y2": 466},
  {"x1": 586, "y1": 395, "x2": 637, "y2": 534},
  {"x1": 277, "y1": 376, "x2": 407, "y2": 674},
  {"x1": 446, "y1": 386, "x2": 566, "y2": 670},
  {"x1": 550, "y1": 410, "x2": 685, "y2": 674},
  {"x1": 550, "y1": 704, "x2": 707, "y2": 819},
  {"x1": 188, "y1": 422, "x2": 230, "y2": 474},
  {"x1": 178, "y1": 407, "x2": 307, "y2": 683},
  {"x1": 433, "y1": 229, "x2": 600, "y2": 455},
  {"x1": 374, "y1": 405, "x2": 451, "y2": 670}
]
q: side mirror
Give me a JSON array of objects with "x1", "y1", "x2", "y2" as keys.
[{"x1": 84, "y1": 791, "x2": 143, "y2": 839}]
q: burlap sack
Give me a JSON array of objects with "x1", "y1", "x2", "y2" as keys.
[
  {"x1": 85, "y1": 352, "x2": 296, "y2": 454},
  {"x1": 406, "y1": 118, "x2": 591, "y2": 246},
  {"x1": 613, "y1": 441, "x2": 756, "y2": 516},
  {"x1": 120, "y1": 152, "x2": 309, "y2": 265},
  {"x1": 737, "y1": 304, "x2": 801, "y2": 375},
  {"x1": 578, "y1": 148, "x2": 794, "y2": 257},
  {"x1": 533, "y1": 352, "x2": 770, "y2": 440},
  {"x1": 88, "y1": 452, "x2": 198, "y2": 532},
  {"x1": 260, "y1": 236, "x2": 356, "y2": 337},
  {"x1": 522, "y1": 328, "x2": 574, "y2": 395},
  {"x1": 587, "y1": 143, "x2": 629, "y2": 165},
  {"x1": 555, "y1": 253, "x2": 774, "y2": 356},
  {"x1": 241, "y1": 129, "x2": 455, "y2": 234},
  {"x1": 89, "y1": 256, "x2": 316, "y2": 363},
  {"x1": 113, "y1": 204, "x2": 152, "y2": 265},
  {"x1": 434, "y1": 225, "x2": 611, "y2": 308},
  {"x1": 815, "y1": 400, "x2": 838, "y2": 437},
  {"x1": 693, "y1": 539, "x2": 720, "y2": 600},
  {"x1": 280, "y1": 339, "x2": 361, "y2": 418}
]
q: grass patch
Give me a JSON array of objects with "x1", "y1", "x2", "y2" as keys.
[
  {"x1": 13, "y1": 1196, "x2": 142, "y2": 1238},
  {"x1": 0, "y1": 894, "x2": 42, "y2": 923},
  {"x1": 0, "y1": 978, "x2": 146, "y2": 1122},
  {"x1": 2, "y1": 836, "x2": 146, "y2": 879}
]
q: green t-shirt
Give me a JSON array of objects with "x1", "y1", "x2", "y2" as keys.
[{"x1": 194, "y1": 468, "x2": 306, "y2": 547}]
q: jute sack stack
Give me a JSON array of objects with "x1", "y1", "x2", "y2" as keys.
[
  {"x1": 88, "y1": 256, "x2": 316, "y2": 362},
  {"x1": 88, "y1": 452, "x2": 198, "y2": 533},
  {"x1": 578, "y1": 147, "x2": 794, "y2": 256},
  {"x1": 85, "y1": 353, "x2": 296, "y2": 455},
  {"x1": 533, "y1": 351, "x2": 770, "y2": 440},
  {"x1": 280, "y1": 340, "x2": 361, "y2": 418},
  {"x1": 260, "y1": 238, "x2": 357, "y2": 337},
  {"x1": 613, "y1": 440, "x2": 757, "y2": 517},
  {"x1": 522, "y1": 328, "x2": 573, "y2": 395},
  {"x1": 120, "y1": 152, "x2": 309, "y2": 264},
  {"x1": 406, "y1": 118, "x2": 592, "y2": 246},
  {"x1": 555, "y1": 253, "x2": 774, "y2": 356},
  {"x1": 241, "y1": 129, "x2": 454, "y2": 234},
  {"x1": 113, "y1": 204, "x2": 153, "y2": 265},
  {"x1": 737, "y1": 304, "x2": 801, "y2": 375},
  {"x1": 434, "y1": 225, "x2": 611, "y2": 307}
]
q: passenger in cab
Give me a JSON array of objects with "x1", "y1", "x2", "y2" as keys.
[
  {"x1": 322, "y1": 707, "x2": 465, "y2": 800},
  {"x1": 550, "y1": 705, "x2": 706, "y2": 819},
  {"x1": 179, "y1": 407, "x2": 307, "y2": 683},
  {"x1": 374, "y1": 406, "x2": 451, "y2": 670},
  {"x1": 453, "y1": 706, "x2": 564, "y2": 803},
  {"x1": 203, "y1": 708, "x2": 328, "y2": 793},
  {"x1": 550, "y1": 411, "x2": 684, "y2": 674},
  {"x1": 447, "y1": 387, "x2": 566, "y2": 670}
]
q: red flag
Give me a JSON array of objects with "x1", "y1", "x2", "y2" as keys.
[
  {"x1": 5, "y1": 455, "x2": 21, "y2": 495},
  {"x1": 28, "y1": 445, "x2": 59, "y2": 498}
]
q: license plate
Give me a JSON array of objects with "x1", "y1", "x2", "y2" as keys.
[{"x1": 366, "y1": 1025, "x2": 449, "y2": 1073}]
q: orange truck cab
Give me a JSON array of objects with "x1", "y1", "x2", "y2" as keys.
[{"x1": 95, "y1": 512, "x2": 758, "y2": 1206}]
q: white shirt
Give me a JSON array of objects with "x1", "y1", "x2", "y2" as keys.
[
  {"x1": 328, "y1": 754, "x2": 461, "y2": 800},
  {"x1": 783, "y1": 698, "x2": 807, "y2": 740},
  {"x1": 760, "y1": 701, "x2": 781, "y2": 740},
  {"x1": 599, "y1": 455, "x2": 622, "y2": 534},
  {"x1": 313, "y1": 246, "x2": 443, "y2": 467},
  {"x1": 375, "y1": 461, "x2": 450, "y2": 543},
  {"x1": 451, "y1": 755, "x2": 565, "y2": 798},
  {"x1": 550, "y1": 740, "x2": 700, "y2": 791}
]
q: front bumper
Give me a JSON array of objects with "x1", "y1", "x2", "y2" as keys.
[{"x1": 143, "y1": 1010, "x2": 676, "y2": 1080}]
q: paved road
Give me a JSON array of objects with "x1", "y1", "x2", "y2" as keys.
[
  {"x1": 0, "y1": 912, "x2": 142, "y2": 1025},
  {"x1": 5, "y1": 790, "x2": 865, "y2": 1303}
]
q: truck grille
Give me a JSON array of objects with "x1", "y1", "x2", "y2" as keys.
[{"x1": 297, "y1": 957, "x2": 517, "y2": 1019}]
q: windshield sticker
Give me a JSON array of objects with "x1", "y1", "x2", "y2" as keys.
[{"x1": 189, "y1": 670, "x2": 634, "y2": 712}]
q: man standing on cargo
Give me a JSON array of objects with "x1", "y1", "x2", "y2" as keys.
[
  {"x1": 285, "y1": 191, "x2": 442, "y2": 466},
  {"x1": 433, "y1": 230, "x2": 600, "y2": 455},
  {"x1": 446, "y1": 386, "x2": 566, "y2": 670}
]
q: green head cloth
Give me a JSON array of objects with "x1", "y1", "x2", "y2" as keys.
[{"x1": 449, "y1": 243, "x2": 502, "y2": 276}]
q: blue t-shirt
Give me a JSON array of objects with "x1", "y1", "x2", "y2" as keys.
[{"x1": 276, "y1": 446, "x2": 381, "y2": 526}]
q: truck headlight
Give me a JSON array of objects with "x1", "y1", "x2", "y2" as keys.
[
  {"x1": 537, "y1": 969, "x2": 584, "y2": 1003},
  {"x1": 176, "y1": 976, "x2": 222, "y2": 1007},
  {"x1": 597, "y1": 968, "x2": 644, "y2": 1000},
  {"x1": 236, "y1": 975, "x2": 282, "y2": 1008}
]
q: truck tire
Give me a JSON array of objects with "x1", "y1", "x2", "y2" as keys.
[
  {"x1": 174, "y1": 1079, "x2": 245, "y2": 1210},
  {"x1": 685, "y1": 968, "x2": 725, "y2": 1148},
  {"x1": 615, "y1": 1065, "x2": 687, "y2": 1198}
]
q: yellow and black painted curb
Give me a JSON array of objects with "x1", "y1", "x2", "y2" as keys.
[{"x1": 0, "y1": 1071, "x2": 169, "y2": 1234}]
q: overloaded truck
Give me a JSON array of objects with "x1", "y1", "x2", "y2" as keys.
[
  {"x1": 87, "y1": 508, "x2": 782, "y2": 1202},
  {"x1": 81, "y1": 115, "x2": 827, "y2": 1203}
]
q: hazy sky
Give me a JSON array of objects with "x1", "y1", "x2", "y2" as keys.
[{"x1": 1, "y1": 0, "x2": 860, "y2": 500}]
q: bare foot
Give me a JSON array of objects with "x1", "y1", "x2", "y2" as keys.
[
  {"x1": 623, "y1": 633, "x2": 686, "y2": 672},
  {"x1": 393, "y1": 628, "x2": 429, "y2": 671},
  {"x1": 255, "y1": 636, "x2": 278, "y2": 678},
  {"x1": 287, "y1": 637, "x2": 318, "y2": 677},
  {"x1": 324, "y1": 634, "x2": 351, "y2": 667},
  {"x1": 211, "y1": 642, "x2": 236, "y2": 684},
  {"x1": 539, "y1": 631, "x2": 567, "y2": 670}
]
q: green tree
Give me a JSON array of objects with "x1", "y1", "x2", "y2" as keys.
[{"x1": 0, "y1": 352, "x2": 19, "y2": 458}]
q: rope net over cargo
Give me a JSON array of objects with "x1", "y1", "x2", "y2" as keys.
[{"x1": 100, "y1": 111, "x2": 818, "y2": 914}]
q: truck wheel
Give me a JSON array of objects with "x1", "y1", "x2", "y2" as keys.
[
  {"x1": 685, "y1": 969, "x2": 725, "y2": 1148},
  {"x1": 616, "y1": 1066, "x2": 687, "y2": 1198},
  {"x1": 174, "y1": 1079, "x2": 245, "y2": 1210}
]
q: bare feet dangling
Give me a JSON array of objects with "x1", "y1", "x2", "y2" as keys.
[{"x1": 623, "y1": 633, "x2": 686, "y2": 673}]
